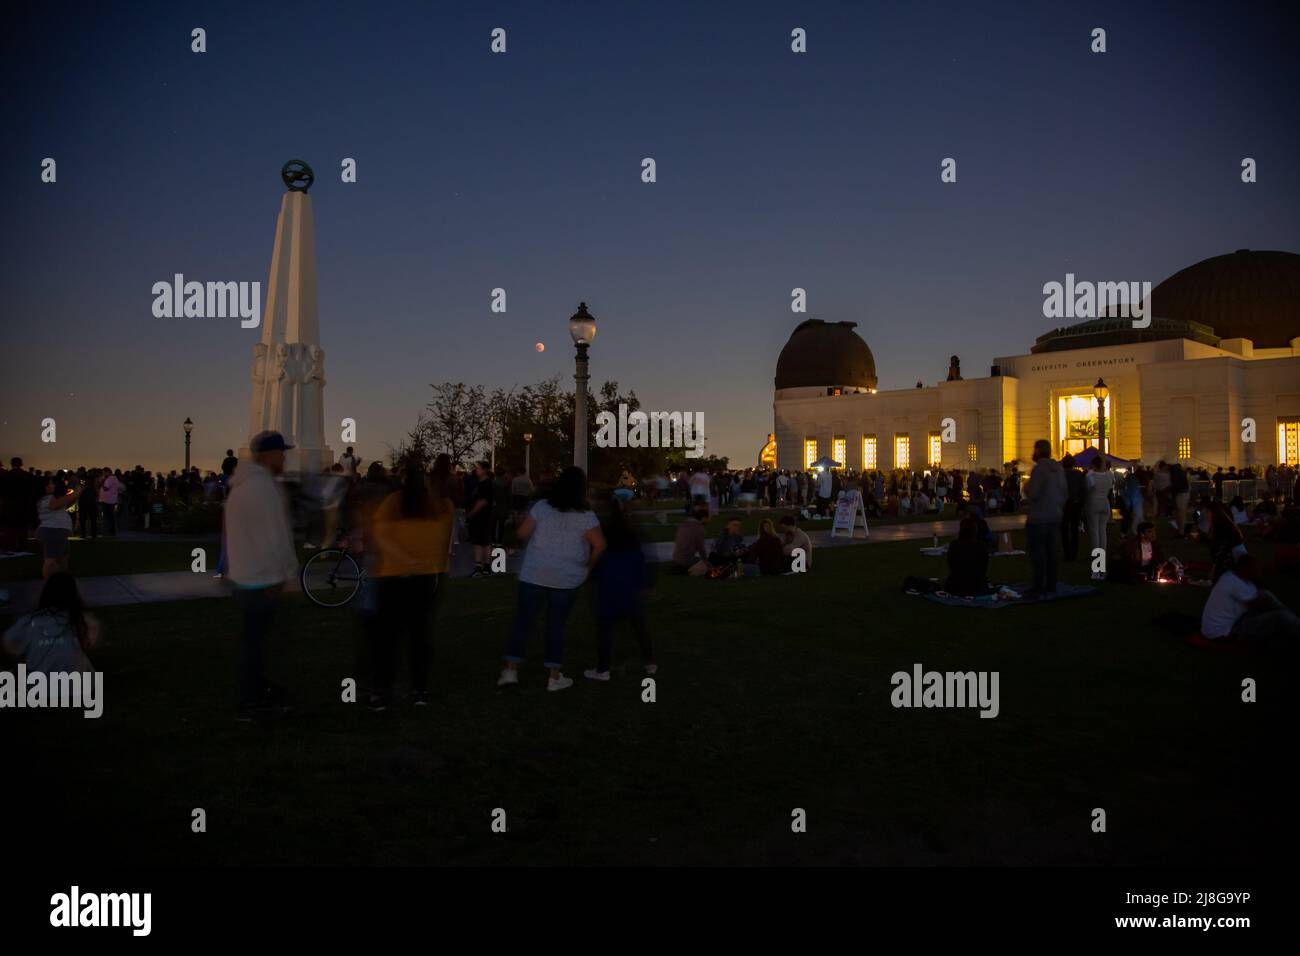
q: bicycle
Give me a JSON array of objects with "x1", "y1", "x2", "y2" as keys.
[{"x1": 300, "y1": 536, "x2": 367, "y2": 608}]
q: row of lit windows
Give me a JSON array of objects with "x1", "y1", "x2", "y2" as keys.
[
  {"x1": 798, "y1": 421, "x2": 1300, "y2": 471},
  {"x1": 802, "y1": 434, "x2": 977, "y2": 470}
]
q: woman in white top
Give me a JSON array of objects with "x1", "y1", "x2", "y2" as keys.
[
  {"x1": 498, "y1": 467, "x2": 606, "y2": 692},
  {"x1": 37, "y1": 474, "x2": 80, "y2": 578},
  {"x1": 1083, "y1": 456, "x2": 1114, "y2": 556}
]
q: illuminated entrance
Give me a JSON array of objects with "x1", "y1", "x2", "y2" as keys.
[{"x1": 1057, "y1": 392, "x2": 1110, "y2": 457}]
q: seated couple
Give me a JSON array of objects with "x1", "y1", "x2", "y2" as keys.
[
  {"x1": 672, "y1": 509, "x2": 812, "y2": 577},
  {"x1": 1200, "y1": 554, "x2": 1300, "y2": 646}
]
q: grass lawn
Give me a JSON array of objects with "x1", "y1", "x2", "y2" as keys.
[
  {"x1": 0, "y1": 537, "x2": 220, "y2": 583},
  {"x1": 6, "y1": 528, "x2": 1293, "y2": 866}
]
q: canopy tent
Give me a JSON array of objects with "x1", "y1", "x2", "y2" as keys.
[
  {"x1": 1070, "y1": 446, "x2": 1131, "y2": 469},
  {"x1": 810, "y1": 456, "x2": 843, "y2": 470}
]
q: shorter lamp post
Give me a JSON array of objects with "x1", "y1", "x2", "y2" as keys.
[
  {"x1": 1093, "y1": 378, "x2": 1109, "y2": 460},
  {"x1": 183, "y1": 417, "x2": 194, "y2": 471},
  {"x1": 523, "y1": 432, "x2": 533, "y2": 480}
]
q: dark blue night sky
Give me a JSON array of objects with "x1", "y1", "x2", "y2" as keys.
[{"x1": 2, "y1": 0, "x2": 1296, "y2": 470}]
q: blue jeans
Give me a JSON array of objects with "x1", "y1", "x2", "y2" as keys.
[{"x1": 507, "y1": 581, "x2": 579, "y2": 669}]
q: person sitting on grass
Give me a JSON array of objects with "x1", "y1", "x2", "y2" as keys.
[
  {"x1": 709, "y1": 518, "x2": 747, "y2": 567},
  {"x1": 672, "y1": 505, "x2": 710, "y2": 576},
  {"x1": 1204, "y1": 500, "x2": 1246, "y2": 581},
  {"x1": 1200, "y1": 554, "x2": 1300, "y2": 646},
  {"x1": 1228, "y1": 495, "x2": 1250, "y2": 525},
  {"x1": 752, "y1": 519, "x2": 788, "y2": 575},
  {"x1": 944, "y1": 517, "x2": 990, "y2": 597},
  {"x1": 1115, "y1": 521, "x2": 1168, "y2": 582},
  {"x1": 779, "y1": 514, "x2": 812, "y2": 570},
  {"x1": 2, "y1": 572, "x2": 100, "y2": 673}
]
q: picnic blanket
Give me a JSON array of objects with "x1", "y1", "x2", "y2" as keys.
[
  {"x1": 912, "y1": 581, "x2": 1098, "y2": 608},
  {"x1": 919, "y1": 545, "x2": 1024, "y2": 557}
]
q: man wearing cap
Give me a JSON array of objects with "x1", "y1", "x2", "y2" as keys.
[{"x1": 226, "y1": 431, "x2": 300, "y2": 720}]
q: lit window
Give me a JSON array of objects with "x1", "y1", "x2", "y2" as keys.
[
  {"x1": 1280, "y1": 420, "x2": 1300, "y2": 466},
  {"x1": 862, "y1": 435, "x2": 877, "y2": 470},
  {"x1": 1177, "y1": 436, "x2": 1191, "y2": 460},
  {"x1": 804, "y1": 438, "x2": 818, "y2": 469},
  {"x1": 832, "y1": 436, "x2": 846, "y2": 469},
  {"x1": 894, "y1": 434, "x2": 910, "y2": 470},
  {"x1": 967, "y1": 442, "x2": 978, "y2": 463},
  {"x1": 927, "y1": 432, "x2": 942, "y2": 467}
]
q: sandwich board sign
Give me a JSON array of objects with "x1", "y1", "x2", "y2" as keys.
[{"x1": 831, "y1": 489, "x2": 869, "y2": 539}]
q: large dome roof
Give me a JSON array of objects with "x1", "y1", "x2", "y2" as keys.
[
  {"x1": 775, "y1": 319, "x2": 878, "y2": 390},
  {"x1": 1148, "y1": 249, "x2": 1300, "y2": 348}
]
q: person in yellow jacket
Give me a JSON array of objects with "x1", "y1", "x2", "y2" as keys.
[{"x1": 369, "y1": 456, "x2": 454, "y2": 710}]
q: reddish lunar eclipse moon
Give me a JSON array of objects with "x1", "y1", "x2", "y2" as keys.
[{"x1": 534, "y1": 342, "x2": 545, "y2": 352}]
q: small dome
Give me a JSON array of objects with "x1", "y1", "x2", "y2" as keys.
[
  {"x1": 775, "y1": 319, "x2": 878, "y2": 390},
  {"x1": 1149, "y1": 249, "x2": 1300, "y2": 348}
]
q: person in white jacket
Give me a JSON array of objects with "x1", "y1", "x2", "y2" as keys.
[{"x1": 225, "y1": 431, "x2": 299, "y2": 720}]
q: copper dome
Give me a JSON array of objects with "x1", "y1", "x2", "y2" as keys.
[
  {"x1": 1148, "y1": 249, "x2": 1300, "y2": 348},
  {"x1": 775, "y1": 319, "x2": 878, "y2": 390}
]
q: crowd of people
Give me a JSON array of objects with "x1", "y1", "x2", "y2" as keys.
[{"x1": 4, "y1": 439, "x2": 1298, "y2": 719}]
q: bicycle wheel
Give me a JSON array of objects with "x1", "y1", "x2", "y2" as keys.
[{"x1": 301, "y1": 549, "x2": 363, "y2": 608}]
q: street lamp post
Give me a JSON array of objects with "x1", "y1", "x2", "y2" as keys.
[
  {"x1": 1093, "y1": 378, "x2": 1109, "y2": 460},
  {"x1": 183, "y1": 417, "x2": 194, "y2": 471},
  {"x1": 569, "y1": 302, "x2": 597, "y2": 473},
  {"x1": 523, "y1": 432, "x2": 533, "y2": 480}
]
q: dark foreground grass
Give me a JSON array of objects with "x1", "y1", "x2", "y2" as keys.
[{"x1": 6, "y1": 530, "x2": 1294, "y2": 866}]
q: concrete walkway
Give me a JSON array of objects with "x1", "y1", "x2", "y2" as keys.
[{"x1": 1, "y1": 514, "x2": 1026, "y2": 613}]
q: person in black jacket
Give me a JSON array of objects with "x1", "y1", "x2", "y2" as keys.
[
  {"x1": 945, "y1": 517, "x2": 991, "y2": 597},
  {"x1": 1060, "y1": 454, "x2": 1086, "y2": 560},
  {"x1": 584, "y1": 497, "x2": 656, "y2": 680}
]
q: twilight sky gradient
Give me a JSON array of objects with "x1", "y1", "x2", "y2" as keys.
[{"x1": 2, "y1": 0, "x2": 1297, "y2": 472}]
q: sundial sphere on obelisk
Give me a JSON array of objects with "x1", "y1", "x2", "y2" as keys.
[{"x1": 242, "y1": 160, "x2": 334, "y2": 474}]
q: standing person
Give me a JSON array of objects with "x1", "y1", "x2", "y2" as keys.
[
  {"x1": 467, "y1": 460, "x2": 495, "y2": 576},
  {"x1": 1060, "y1": 454, "x2": 1085, "y2": 561},
  {"x1": 220, "y1": 449, "x2": 239, "y2": 485},
  {"x1": 225, "y1": 431, "x2": 299, "y2": 721},
  {"x1": 97, "y1": 466, "x2": 122, "y2": 537},
  {"x1": 77, "y1": 468, "x2": 100, "y2": 540},
  {"x1": 492, "y1": 466, "x2": 512, "y2": 544},
  {"x1": 36, "y1": 475, "x2": 79, "y2": 579},
  {"x1": 1170, "y1": 462, "x2": 1191, "y2": 536},
  {"x1": 339, "y1": 446, "x2": 362, "y2": 479},
  {"x1": 498, "y1": 466, "x2": 605, "y2": 691},
  {"x1": 814, "y1": 467, "x2": 833, "y2": 517},
  {"x1": 1084, "y1": 455, "x2": 1114, "y2": 558},
  {"x1": 1123, "y1": 467, "x2": 1145, "y2": 536},
  {"x1": 510, "y1": 466, "x2": 533, "y2": 515},
  {"x1": 368, "y1": 458, "x2": 454, "y2": 709},
  {"x1": 584, "y1": 497, "x2": 655, "y2": 681},
  {"x1": 1023, "y1": 439, "x2": 1066, "y2": 597},
  {"x1": 0, "y1": 457, "x2": 37, "y2": 552}
]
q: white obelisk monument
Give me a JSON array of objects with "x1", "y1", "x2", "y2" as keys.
[{"x1": 242, "y1": 160, "x2": 333, "y2": 474}]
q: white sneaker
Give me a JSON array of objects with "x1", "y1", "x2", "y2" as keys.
[
  {"x1": 497, "y1": 668, "x2": 518, "y2": 687},
  {"x1": 583, "y1": 669, "x2": 610, "y2": 681},
  {"x1": 547, "y1": 674, "x2": 574, "y2": 692}
]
